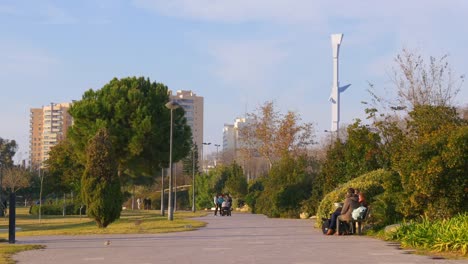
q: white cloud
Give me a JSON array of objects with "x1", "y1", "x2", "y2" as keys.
[
  {"x1": 0, "y1": 43, "x2": 59, "y2": 77},
  {"x1": 132, "y1": 0, "x2": 325, "y2": 24},
  {"x1": 39, "y1": 4, "x2": 77, "y2": 24},
  {"x1": 208, "y1": 39, "x2": 288, "y2": 93}
]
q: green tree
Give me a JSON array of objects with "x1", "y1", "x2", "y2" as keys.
[
  {"x1": 256, "y1": 155, "x2": 314, "y2": 218},
  {"x1": 44, "y1": 140, "x2": 84, "y2": 197},
  {"x1": 223, "y1": 162, "x2": 248, "y2": 198},
  {"x1": 392, "y1": 105, "x2": 467, "y2": 219},
  {"x1": 194, "y1": 171, "x2": 215, "y2": 210},
  {"x1": 82, "y1": 128, "x2": 122, "y2": 228},
  {"x1": 244, "y1": 179, "x2": 264, "y2": 213},
  {"x1": 0, "y1": 137, "x2": 17, "y2": 167},
  {"x1": 368, "y1": 49, "x2": 464, "y2": 112},
  {"x1": 364, "y1": 50, "x2": 467, "y2": 222},
  {"x1": 318, "y1": 120, "x2": 383, "y2": 194},
  {"x1": 68, "y1": 76, "x2": 192, "y2": 185}
]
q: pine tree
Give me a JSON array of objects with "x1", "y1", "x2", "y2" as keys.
[{"x1": 82, "y1": 128, "x2": 122, "y2": 228}]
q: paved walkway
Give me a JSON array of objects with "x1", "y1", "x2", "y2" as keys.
[{"x1": 14, "y1": 213, "x2": 467, "y2": 264}]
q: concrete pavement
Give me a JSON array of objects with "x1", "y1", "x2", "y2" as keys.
[{"x1": 14, "y1": 213, "x2": 467, "y2": 264}]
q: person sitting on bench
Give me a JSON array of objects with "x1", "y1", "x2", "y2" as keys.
[
  {"x1": 326, "y1": 188, "x2": 359, "y2": 235},
  {"x1": 336, "y1": 188, "x2": 360, "y2": 235}
]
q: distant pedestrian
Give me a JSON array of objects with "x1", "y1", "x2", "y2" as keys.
[
  {"x1": 137, "y1": 198, "x2": 141, "y2": 210},
  {"x1": 213, "y1": 194, "x2": 219, "y2": 216},
  {"x1": 147, "y1": 198, "x2": 152, "y2": 210},
  {"x1": 217, "y1": 194, "x2": 224, "y2": 215}
]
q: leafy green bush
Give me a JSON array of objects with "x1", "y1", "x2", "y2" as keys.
[
  {"x1": 244, "y1": 179, "x2": 264, "y2": 214},
  {"x1": 392, "y1": 106, "x2": 468, "y2": 220},
  {"x1": 316, "y1": 169, "x2": 391, "y2": 227},
  {"x1": 385, "y1": 213, "x2": 468, "y2": 256},
  {"x1": 255, "y1": 155, "x2": 314, "y2": 218},
  {"x1": 30, "y1": 204, "x2": 86, "y2": 215}
]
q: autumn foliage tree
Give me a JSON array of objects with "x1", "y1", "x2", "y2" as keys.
[
  {"x1": 238, "y1": 101, "x2": 314, "y2": 169},
  {"x1": 2, "y1": 166, "x2": 30, "y2": 193}
]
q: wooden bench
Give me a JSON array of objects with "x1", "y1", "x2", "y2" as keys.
[{"x1": 350, "y1": 206, "x2": 371, "y2": 235}]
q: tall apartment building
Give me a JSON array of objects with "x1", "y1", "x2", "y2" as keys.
[
  {"x1": 223, "y1": 124, "x2": 235, "y2": 151},
  {"x1": 222, "y1": 118, "x2": 247, "y2": 152},
  {"x1": 170, "y1": 90, "x2": 204, "y2": 163},
  {"x1": 223, "y1": 117, "x2": 268, "y2": 180},
  {"x1": 30, "y1": 102, "x2": 72, "y2": 168}
]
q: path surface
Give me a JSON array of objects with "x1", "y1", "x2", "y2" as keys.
[{"x1": 14, "y1": 213, "x2": 467, "y2": 264}]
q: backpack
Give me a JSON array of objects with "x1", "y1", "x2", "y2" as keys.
[
  {"x1": 321, "y1": 218, "x2": 331, "y2": 234},
  {"x1": 352, "y1": 206, "x2": 367, "y2": 220}
]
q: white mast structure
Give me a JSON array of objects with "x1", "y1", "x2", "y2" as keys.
[{"x1": 329, "y1": 33, "x2": 351, "y2": 135}]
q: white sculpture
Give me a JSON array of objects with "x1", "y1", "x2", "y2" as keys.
[{"x1": 329, "y1": 33, "x2": 351, "y2": 134}]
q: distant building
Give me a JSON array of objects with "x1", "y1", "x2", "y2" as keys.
[
  {"x1": 222, "y1": 117, "x2": 268, "y2": 180},
  {"x1": 223, "y1": 124, "x2": 235, "y2": 151},
  {"x1": 223, "y1": 118, "x2": 247, "y2": 152},
  {"x1": 30, "y1": 102, "x2": 73, "y2": 169},
  {"x1": 170, "y1": 90, "x2": 204, "y2": 165}
]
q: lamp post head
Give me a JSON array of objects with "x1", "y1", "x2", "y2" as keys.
[
  {"x1": 165, "y1": 101, "x2": 180, "y2": 110},
  {"x1": 203, "y1": 142, "x2": 211, "y2": 145},
  {"x1": 331, "y1": 33, "x2": 343, "y2": 59}
]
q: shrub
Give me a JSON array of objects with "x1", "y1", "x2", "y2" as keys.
[
  {"x1": 316, "y1": 169, "x2": 392, "y2": 227},
  {"x1": 30, "y1": 204, "x2": 86, "y2": 215},
  {"x1": 385, "y1": 213, "x2": 468, "y2": 256},
  {"x1": 255, "y1": 155, "x2": 314, "y2": 218}
]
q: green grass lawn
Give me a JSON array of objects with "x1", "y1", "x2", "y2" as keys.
[{"x1": 0, "y1": 207, "x2": 209, "y2": 263}]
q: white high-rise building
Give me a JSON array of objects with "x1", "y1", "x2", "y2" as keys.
[
  {"x1": 170, "y1": 90, "x2": 204, "y2": 163},
  {"x1": 223, "y1": 118, "x2": 247, "y2": 152},
  {"x1": 222, "y1": 124, "x2": 235, "y2": 151}
]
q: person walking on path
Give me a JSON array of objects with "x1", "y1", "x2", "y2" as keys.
[{"x1": 213, "y1": 194, "x2": 219, "y2": 216}]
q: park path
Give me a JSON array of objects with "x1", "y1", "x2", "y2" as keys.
[{"x1": 14, "y1": 213, "x2": 467, "y2": 264}]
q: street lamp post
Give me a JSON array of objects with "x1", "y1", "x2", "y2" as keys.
[
  {"x1": 165, "y1": 101, "x2": 179, "y2": 221},
  {"x1": 202, "y1": 142, "x2": 211, "y2": 173},
  {"x1": 160, "y1": 167, "x2": 164, "y2": 216},
  {"x1": 191, "y1": 146, "x2": 196, "y2": 212},
  {"x1": 214, "y1": 144, "x2": 220, "y2": 167}
]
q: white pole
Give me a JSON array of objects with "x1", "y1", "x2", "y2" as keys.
[{"x1": 330, "y1": 33, "x2": 350, "y2": 137}]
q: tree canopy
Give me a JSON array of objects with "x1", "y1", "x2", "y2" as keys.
[
  {"x1": 68, "y1": 76, "x2": 192, "y2": 183},
  {"x1": 238, "y1": 101, "x2": 314, "y2": 169},
  {"x1": 0, "y1": 137, "x2": 17, "y2": 168}
]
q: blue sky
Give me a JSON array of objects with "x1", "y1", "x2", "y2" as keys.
[{"x1": 1, "y1": 0, "x2": 467, "y2": 161}]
